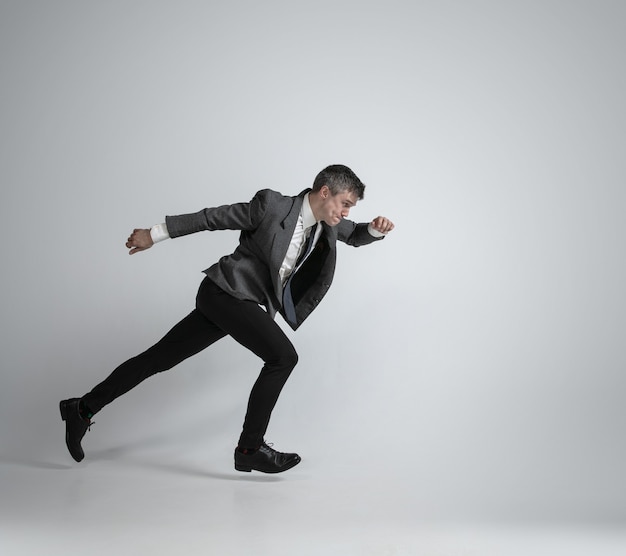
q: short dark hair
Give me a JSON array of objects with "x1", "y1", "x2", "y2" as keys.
[{"x1": 312, "y1": 164, "x2": 365, "y2": 200}]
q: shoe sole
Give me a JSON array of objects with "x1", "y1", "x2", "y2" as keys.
[{"x1": 235, "y1": 456, "x2": 301, "y2": 474}]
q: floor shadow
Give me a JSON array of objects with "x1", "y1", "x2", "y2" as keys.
[
  {"x1": 0, "y1": 456, "x2": 73, "y2": 470},
  {"x1": 0, "y1": 453, "x2": 285, "y2": 482},
  {"x1": 137, "y1": 459, "x2": 285, "y2": 482},
  {"x1": 83, "y1": 441, "x2": 286, "y2": 482}
]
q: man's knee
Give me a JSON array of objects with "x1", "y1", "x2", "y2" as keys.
[
  {"x1": 286, "y1": 347, "x2": 299, "y2": 370},
  {"x1": 270, "y1": 346, "x2": 298, "y2": 373},
  {"x1": 281, "y1": 346, "x2": 299, "y2": 371}
]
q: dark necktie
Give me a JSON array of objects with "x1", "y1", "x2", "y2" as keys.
[{"x1": 283, "y1": 223, "x2": 318, "y2": 326}]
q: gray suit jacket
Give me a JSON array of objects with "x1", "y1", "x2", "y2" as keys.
[{"x1": 165, "y1": 188, "x2": 383, "y2": 330}]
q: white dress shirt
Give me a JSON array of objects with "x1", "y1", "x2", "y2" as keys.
[{"x1": 278, "y1": 193, "x2": 322, "y2": 285}]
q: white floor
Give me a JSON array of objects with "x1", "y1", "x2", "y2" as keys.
[{"x1": 2, "y1": 434, "x2": 625, "y2": 556}]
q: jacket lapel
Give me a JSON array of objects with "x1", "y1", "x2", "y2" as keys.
[{"x1": 268, "y1": 190, "x2": 307, "y2": 288}]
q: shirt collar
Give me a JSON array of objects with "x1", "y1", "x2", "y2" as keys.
[{"x1": 302, "y1": 193, "x2": 318, "y2": 229}]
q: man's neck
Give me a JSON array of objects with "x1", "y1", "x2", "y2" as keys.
[{"x1": 302, "y1": 193, "x2": 318, "y2": 228}]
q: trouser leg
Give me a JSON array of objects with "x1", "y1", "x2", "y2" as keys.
[
  {"x1": 195, "y1": 278, "x2": 298, "y2": 449},
  {"x1": 82, "y1": 307, "x2": 225, "y2": 414}
]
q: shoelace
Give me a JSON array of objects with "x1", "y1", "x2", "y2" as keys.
[{"x1": 261, "y1": 441, "x2": 284, "y2": 455}]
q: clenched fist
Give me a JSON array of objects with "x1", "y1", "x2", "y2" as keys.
[{"x1": 126, "y1": 228, "x2": 153, "y2": 255}]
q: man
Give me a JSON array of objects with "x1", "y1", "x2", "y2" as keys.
[{"x1": 60, "y1": 164, "x2": 394, "y2": 473}]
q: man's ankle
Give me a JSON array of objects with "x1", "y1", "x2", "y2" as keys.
[{"x1": 78, "y1": 400, "x2": 94, "y2": 421}]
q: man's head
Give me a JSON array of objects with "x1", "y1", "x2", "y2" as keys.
[
  {"x1": 311, "y1": 164, "x2": 365, "y2": 200},
  {"x1": 309, "y1": 165, "x2": 365, "y2": 226}
]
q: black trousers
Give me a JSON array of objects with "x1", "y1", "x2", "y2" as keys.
[{"x1": 82, "y1": 277, "x2": 298, "y2": 449}]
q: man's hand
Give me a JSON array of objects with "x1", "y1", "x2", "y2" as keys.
[
  {"x1": 370, "y1": 216, "x2": 395, "y2": 235},
  {"x1": 126, "y1": 228, "x2": 154, "y2": 255}
]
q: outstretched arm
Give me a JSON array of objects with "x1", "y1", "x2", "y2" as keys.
[{"x1": 124, "y1": 190, "x2": 277, "y2": 255}]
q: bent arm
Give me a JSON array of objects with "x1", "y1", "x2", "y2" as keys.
[{"x1": 337, "y1": 216, "x2": 395, "y2": 246}]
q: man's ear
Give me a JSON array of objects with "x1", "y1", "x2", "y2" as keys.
[{"x1": 320, "y1": 185, "x2": 330, "y2": 199}]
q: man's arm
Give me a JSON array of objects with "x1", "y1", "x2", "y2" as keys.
[
  {"x1": 124, "y1": 189, "x2": 277, "y2": 255},
  {"x1": 337, "y1": 216, "x2": 395, "y2": 246},
  {"x1": 165, "y1": 189, "x2": 274, "y2": 238}
]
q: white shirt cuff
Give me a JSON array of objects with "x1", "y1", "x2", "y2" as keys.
[
  {"x1": 367, "y1": 223, "x2": 386, "y2": 238},
  {"x1": 150, "y1": 223, "x2": 170, "y2": 243}
]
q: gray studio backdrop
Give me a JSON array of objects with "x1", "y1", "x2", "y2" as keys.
[{"x1": 1, "y1": 0, "x2": 625, "y2": 524}]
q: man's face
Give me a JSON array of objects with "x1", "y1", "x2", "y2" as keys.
[{"x1": 317, "y1": 187, "x2": 358, "y2": 226}]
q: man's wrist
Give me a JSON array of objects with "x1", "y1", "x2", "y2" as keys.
[{"x1": 367, "y1": 223, "x2": 386, "y2": 238}]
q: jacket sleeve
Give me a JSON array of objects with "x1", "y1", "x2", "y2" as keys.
[
  {"x1": 336, "y1": 219, "x2": 385, "y2": 247},
  {"x1": 164, "y1": 189, "x2": 272, "y2": 238}
]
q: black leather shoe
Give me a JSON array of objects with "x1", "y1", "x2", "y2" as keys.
[
  {"x1": 234, "y1": 442, "x2": 301, "y2": 474},
  {"x1": 59, "y1": 398, "x2": 92, "y2": 462}
]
